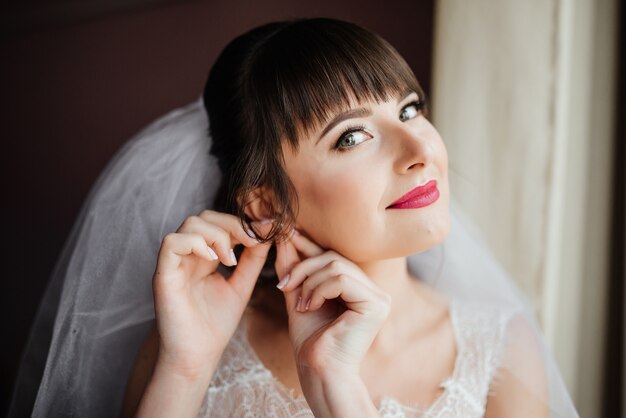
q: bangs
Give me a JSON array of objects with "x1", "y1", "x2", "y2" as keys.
[{"x1": 243, "y1": 18, "x2": 423, "y2": 152}]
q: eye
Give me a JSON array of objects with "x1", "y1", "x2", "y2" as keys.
[
  {"x1": 333, "y1": 124, "x2": 373, "y2": 152},
  {"x1": 399, "y1": 100, "x2": 425, "y2": 122}
]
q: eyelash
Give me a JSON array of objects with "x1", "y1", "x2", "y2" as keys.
[{"x1": 332, "y1": 100, "x2": 426, "y2": 152}]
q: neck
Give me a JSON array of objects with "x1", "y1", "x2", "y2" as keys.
[
  {"x1": 354, "y1": 257, "x2": 442, "y2": 356},
  {"x1": 354, "y1": 256, "x2": 412, "y2": 295}
]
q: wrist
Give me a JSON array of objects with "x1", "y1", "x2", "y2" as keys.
[
  {"x1": 300, "y1": 370, "x2": 379, "y2": 418},
  {"x1": 135, "y1": 357, "x2": 218, "y2": 418},
  {"x1": 155, "y1": 355, "x2": 217, "y2": 384},
  {"x1": 156, "y1": 346, "x2": 222, "y2": 383},
  {"x1": 156, "y1": 351, "x2": 220, "y2": 388}
]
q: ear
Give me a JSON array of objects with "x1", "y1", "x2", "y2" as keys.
[{"x1": 241, "y1": 186, "x2": 276, "y2": 222}]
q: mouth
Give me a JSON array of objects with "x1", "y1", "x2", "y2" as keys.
[{"x1": 386, "y1": 179, "x2": 439, "y2": 209}]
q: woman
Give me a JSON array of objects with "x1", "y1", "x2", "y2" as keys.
[
  {"x1": 121, "y1": 18, "x2": 556, "y2": 417},
  {"x1": 11, "y1": 17, "x2": 578, "y2": 418}
]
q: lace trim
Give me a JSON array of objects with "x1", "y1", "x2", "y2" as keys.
[
  {"x1": 423, "y1": 300, "x2": 512, "y2": 417},
  {"x1": 199, "y1": 298, "x2": 512, "y2": 417}
]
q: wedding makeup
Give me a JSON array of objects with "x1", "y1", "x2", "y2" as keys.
[{"x1": 386, "y1": 179, "x2": 439, "y2": 209}]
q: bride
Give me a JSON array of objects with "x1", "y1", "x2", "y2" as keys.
[
  {"x1": 121, "y1": 18, "x2": 567, "y2": 417},
  {"x1": 13, "y1": 17, "x2": 578, "y2": 418}
]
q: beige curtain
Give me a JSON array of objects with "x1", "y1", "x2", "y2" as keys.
[{"x1": 431, "y1": 0, "x2": 618, "y2": 416}]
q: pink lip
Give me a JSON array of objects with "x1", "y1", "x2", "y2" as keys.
[{"x1": 387, "y1": 179, "x2": 439, "y2": 209}]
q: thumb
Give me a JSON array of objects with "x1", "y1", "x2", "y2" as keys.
[
  {"x1": 275, "y1": 237, "x2": 302, "y2": 313},
  {"x1": 228, "y1": 241, "x2": 272, "y2": 304}
]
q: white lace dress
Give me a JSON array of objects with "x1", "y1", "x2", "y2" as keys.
[{"x1": 198, "y1": 298, "x2": 514, "y2": 417}]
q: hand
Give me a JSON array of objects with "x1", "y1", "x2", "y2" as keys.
[
  {"x1": 152, "y1": 210, "x2": 272, "y2": 377},
  {"x1": 274, "y1": 230, "x2": 392, "y2": 379}
]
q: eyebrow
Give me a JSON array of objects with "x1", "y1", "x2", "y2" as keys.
[{"x1": 316, "y1": 88, "x2": 416, "y2": 145}]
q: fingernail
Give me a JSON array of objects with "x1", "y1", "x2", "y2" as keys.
[
  {"x1": 305, "y1": 299, "x2": 311, "y2": 311},
  {"x1": 276, "y1": 274, "x2": 290, "y2": 290},
  {"x1": 258, "y1": 218, "x2": 274, "y2": 225},
  {"x1": 229, "y1": 248, "x2": 237, "y2": 265},
  {"x1": 296, "y1": 296, "x2": 303, "y2": 311},
  {"x1": 207, "y1": 246, "x2": 218, "y2": 260}
]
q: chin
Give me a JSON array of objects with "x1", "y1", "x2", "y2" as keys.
[
  {"x1": 415, "y1": 229, "x2": 449, "y2": 254},
  {"x1": 409, "y1": 211, "x2": 451, "y2": 254},
  {"x1": 433, "y1": 216, "x2": 452, "y2": 245}
]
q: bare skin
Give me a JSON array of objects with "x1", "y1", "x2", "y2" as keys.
[
  {"x1": 123, "y1": 88, "x2": 549, "y2": 417},
  {"x1": 125, "y1": 90, "x2": 452, "y2": 417},
  {"x1": 245, "y1": 278, "x2": 457, "y2": 408}
]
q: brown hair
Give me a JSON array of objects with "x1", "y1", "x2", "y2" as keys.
[{"x1": 202, "y1": 18, "x2": 424, "y2": 325}]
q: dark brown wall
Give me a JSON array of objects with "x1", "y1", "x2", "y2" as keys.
[{"x1": 0, "y1": 0, "x2": 434, "y2": 414}]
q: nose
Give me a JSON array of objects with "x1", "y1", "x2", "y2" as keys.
[{"x1": 388, "y1": 122, "x2": 435, "y2": 173}]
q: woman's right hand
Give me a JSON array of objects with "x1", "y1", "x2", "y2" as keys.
[{"x1": 151, "y1": 210, "x2": 272, "y2": 378}]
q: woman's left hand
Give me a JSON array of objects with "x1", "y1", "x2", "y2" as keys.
[{"x1": 274, "y1": 230, "x2": 392, "y2": 379}]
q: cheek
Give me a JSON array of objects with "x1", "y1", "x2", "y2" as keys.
[
  {"x1": 287, "y1": 130, "x2": 451, "y2": 262},
  {"x1": 296, "y1": 167, "x2": 385, "y2": 253}
]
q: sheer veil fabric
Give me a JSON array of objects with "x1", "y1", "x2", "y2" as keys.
[{"x1": 9, "y1": 98, "x2": 579, "y2": 417}]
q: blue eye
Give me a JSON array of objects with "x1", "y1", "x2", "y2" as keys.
[
  {"x1": 333, "y1": 125, "x2": 372, "y2": 151},
  {"x1": 399, "y1": 100, "x2": 425, "y2": 122}
]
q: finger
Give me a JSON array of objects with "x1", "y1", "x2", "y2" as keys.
[
  {"x1": 293, "y1": 258, "x2": 384, "y2": 309},
  {"x1": 274, "y1": 236, "x2": 301, "y2": 280},
  {"x1": 228, "y1": 241, "x2": 273, "y2": 304},
  {"x1": 304, "y1": 273, "x2": 384, "y2": 315},
  {"x1": 276, "y1": 251, "x2": 341, "y2": 293},
  {"x1": 178, "y1": 216, "x2": 238, "y2": 267},
  {"x1": 275, "y1": 239, "x2": 302, "y2": 313},
  {"x1": 196, "y1": 210, "x2": 261, "y2": 248},
  {"x1": 290, "y1": 229, "x2": 325, "y2": 258},
  {"x1": 156, "y1": 232, "x2": 219, "y2": 274},
  {"x1": 296, "y1": 260, "x2": 352, "y2": 311}
]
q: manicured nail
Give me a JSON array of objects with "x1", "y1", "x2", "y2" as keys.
[
  {"x1": 276, "y1": 274, "x2": 290, "y2": 290},
  {"x1": 296, "y1": 296, "x2": 303, "y2": 311},
  {"x1": 229, "y1": 248, "x2": 237, "y2": 265},
  {"x1": 207, "y1": 246, "x2": 218, "y2": 260},
  {"x1": 305, "y1": 299, "x2": 311, "y2": 311}
]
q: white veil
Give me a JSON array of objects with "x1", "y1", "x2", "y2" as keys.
[{"x1": 9, "y1": 98, "x2": 580, "y2": 417}]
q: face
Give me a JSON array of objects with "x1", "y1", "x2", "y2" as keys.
[{"x1": 280, "y1": 89, "x2": 450, "y2": 263}]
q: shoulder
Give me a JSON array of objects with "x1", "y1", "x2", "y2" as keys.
[
  {"x1": 451, "y1": 300, "x2": 540, "y2": 371},
  {"x1": 445, "y1": 301, "x2": 549, "y2": 417},
  {"x1": 447, "y1": 300, "x2": 516, "y2": 388},
  {"x1": 482, "y1": 309, "x2": 550, "y2": 418}
]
